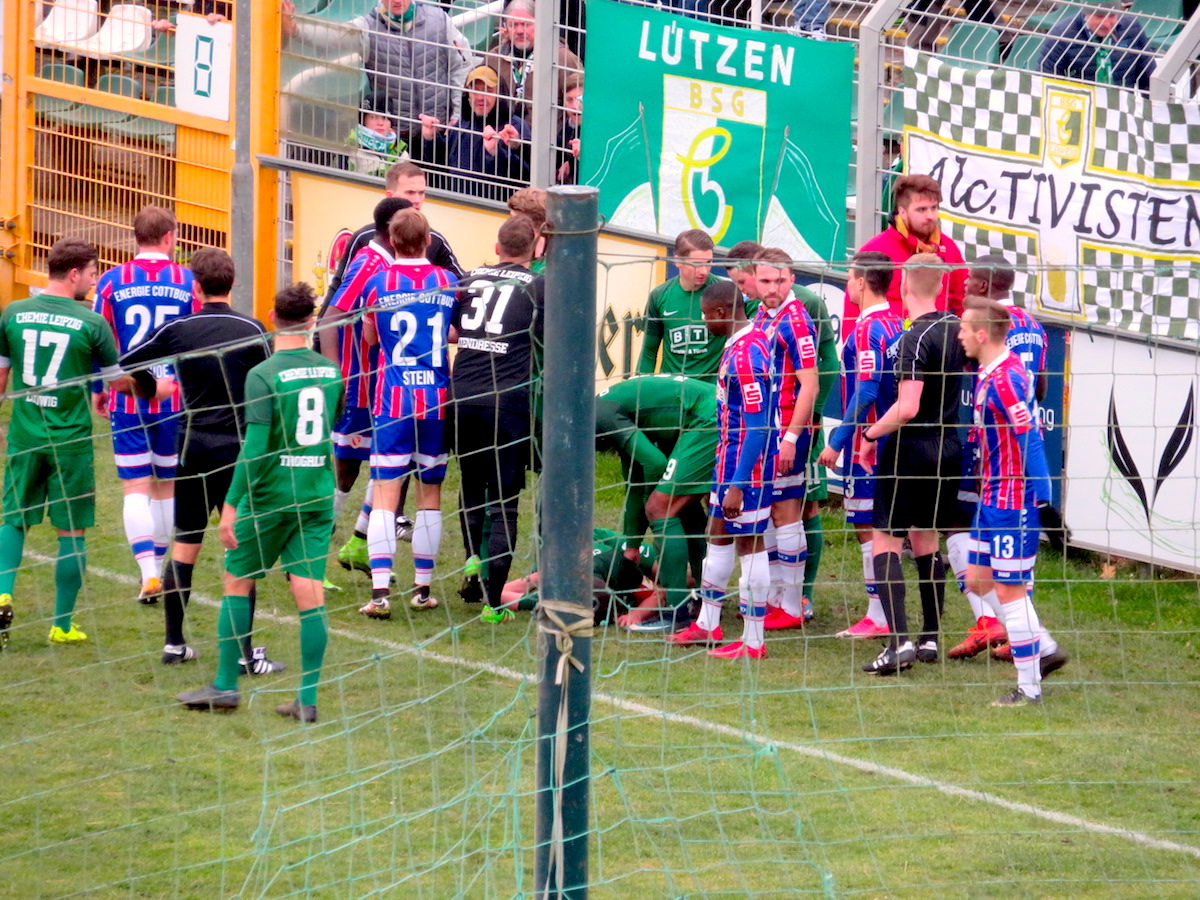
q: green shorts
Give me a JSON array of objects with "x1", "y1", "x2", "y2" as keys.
[
  {"x1": 804, "y1": 427, "x2": 830, "y2": 502},
  {"x1": 655, "y1": 427, "x2": 718, "y2": 497},
  {"x1": 2, "y1": 446, "x2": 95, "y2": 530},
  {"x1": 224, "y1": 506, "x2": 334, "y2": 582}
]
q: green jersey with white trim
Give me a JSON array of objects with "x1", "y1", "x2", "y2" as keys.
[
  {"x1": 0, "y1": 294, "x2": 119, "y2": 451},
  {"x1": 227, "y1": 348, "x2": 344, "y2": 514}
]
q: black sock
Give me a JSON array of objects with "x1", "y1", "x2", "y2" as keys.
[
  {"x1": 162, "y1": 560, "x2": 194, "y2": 646},
  {"x1": 485, "y1": 504, "x2": 519, "y2": 609},
  {"x1": 873, "y1": 552, "x2": 906, "y2": 649},
  {"x1": 914, "y1": 552, "x2": 947, "y2": 644}
]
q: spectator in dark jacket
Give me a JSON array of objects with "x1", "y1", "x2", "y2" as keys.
[
  {"x1": 417, "y1": 65, "x2": 529, "y2": 198},
  {"x1": 555, "y1": 71, "x2": 582, "y2": 185},
  {"x1": 1039, "y1": 1, "x2": 1153, "y2": 91}
]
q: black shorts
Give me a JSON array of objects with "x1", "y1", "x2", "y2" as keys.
[
  {"x1": 873, "y1": 433, "x2": 969, "y2": 536},
  {"x1": 175, "y1": 430, "x2": 241, "y2": 545}
]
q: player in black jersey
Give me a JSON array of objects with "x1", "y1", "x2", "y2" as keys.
[
  {"x1": 119, "y1": 249, "x2": 280, "y2": 672},
  {"x1": 859, "y1": 253, "x2": 970, "y2": 674},
  {"x1": 449, "y1": 216, "x2": 544, "y2": 621}
]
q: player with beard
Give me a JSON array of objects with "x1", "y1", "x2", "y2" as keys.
[{"x1": 844, "y1": 174, "x2": 967, "y2": 333}]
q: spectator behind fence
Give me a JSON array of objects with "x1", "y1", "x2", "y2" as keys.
[
  {"x1": 346, "y1": 93, "x2": 410, "y2": 176},
  {"x1": 417, "y1": 65, "x2": 530, "y2": 197},
  {"x1": 150, "y1": 1, "x2": 231, "y2": 30},
  {"x1": 282, "y1": 0, "x2": 474, "y2": 145},
  {"x1": 484, "y1": 0, "x2": 582, "y2": 118},
  {"x1": 1039, "y1": 0, "x2": 1152, "y2": 92},
  {"x1": 906, "y1": 0, "x2": 996, "y2": 51},
  {"x1": 555, "y1": 71, "x2": 581, "y2": 185}
]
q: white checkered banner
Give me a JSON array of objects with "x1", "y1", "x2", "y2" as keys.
[{"x1": 903, "y1": 49, "x2": 1200, "y2": 340}]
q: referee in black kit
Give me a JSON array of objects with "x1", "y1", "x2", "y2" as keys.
[
  {"x1": 858, "y1": 253, "x2": 971, "y2": 675},
  {"x1": 120, "y1": 248, "x2": 280, "y2": 672}
]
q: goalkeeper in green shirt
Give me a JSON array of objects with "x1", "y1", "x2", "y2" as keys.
[
  {"x1": 595, "y1": 374, "x2": 717, "y2": 631},
  {"x1": 0, "y1": 238, "x2": 121, "y2": 649},
  {"x1": 177, "y1": 284, "x2": 344, "y2": 723},
  {"x1": 637, "y1": 230, "x2": 724, "y2": 383}
]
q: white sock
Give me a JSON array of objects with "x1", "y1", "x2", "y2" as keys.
[
  {"x1": 862, "y1": 540, "x2": 888, "y2": 625},
  {"x1": 412, "y1": 509, "x2": 442, "y2": 588},
  {"x1": 697, "y1": 541, "x2": 737, "y2": 631},
  {"x1": 762, "y1": 526, "x2": 780, "y2": 606},
  {"x1": 738, "y1": 550, "x2": 771, "y2": 649},
  {"x1": 999, "y1": 593, "x2": 1043, "y2": 697},
  {"x1": 775, "y1": 520, "x2": 807, "y2": 618},
  {"x1": 124, "y1": 493, "x2": 159, "y2": 583},
  {"x1": 334, "y1": 489, "x2": 350, "y2": 520},
  {"x1": 150, "y1": 497, "x2": 173, "y2": 564},
  {"x1": 945, "y1": 531, "x2": 987, "y2": 620},
  {"x1": 355, "y1": 484, "x2": 374, "y2": 535},
  {"x1": 367, "y1": 508, "x2": 397, "y2": 590},
  {"x1": 980, "y1": 589, "x2": 1004, "y2": 619}
]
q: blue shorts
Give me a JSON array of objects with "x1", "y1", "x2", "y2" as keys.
[
  {"x1": 111, "y1": 409, "x2": 180, "y2": 479},
  {"x1": 370, "y1": 414, "x2": 448, "y2": 483},
  {"x1": 841, "y1": 461, "x2": 875, "y2": 525},
  {"x1": 770, "y1": 431, "x2": 810, "y2": 502},
  {"x1": 332, "y1": 406, "x2": 372, "y2": 462},
  {"x1": 709, "y1": 483, "x2": 771, "y2": 535},
  {"x1": 969, "y1": 505, "x2": 1038, "y2": 584}
]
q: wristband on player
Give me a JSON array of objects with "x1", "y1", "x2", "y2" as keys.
[
  {"x1": 782, "y1": 431, "x2": 800, "y2": 445},
  {"x1": 860, "y1": 430, "x2": 877, "y2": 444}
]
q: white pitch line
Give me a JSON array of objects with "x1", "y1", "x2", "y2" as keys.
[{"x1": 35, "y1": 553, "x2": 1200, "y2": 862}]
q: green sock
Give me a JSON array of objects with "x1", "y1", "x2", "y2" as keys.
[
  {"x1": 214, "y1": 595, "x2": 252, "y2": 692},
  {"x1": 652, "y1": 516, "x2": 689, "y2": 609},
  {"x1": 679, "y1": 501, "x2": 708, "y2": 591},
  {"x1": 0, "y1": 523, "x2": 27, "y2": 596},
  {"x1": 803, "y1": 513, "x2": 824, "y2": 601},
  {"x1": 298, "y1": 605, "x2": 328, "y2": 707},
  {"x1": 54, "y1": 536, "x2": 86, "y2": 632}
]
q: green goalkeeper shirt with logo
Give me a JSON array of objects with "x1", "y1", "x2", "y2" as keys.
[
  {"x1": 0, "y1": 294, "x2": 119, "y2": 452},
  {"x1": 637, "y1": 274, "x2": 725, "y2": 382},
  {"x1": 225, "y1": 348, "x2": 345, "y2": 515}
]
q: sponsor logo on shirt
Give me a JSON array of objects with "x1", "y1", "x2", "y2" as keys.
[{"x1": 857, "y1": 350, "x2": 876, "y2": 374}]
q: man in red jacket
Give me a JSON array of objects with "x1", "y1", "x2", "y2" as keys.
[{"x1": 845, "y1": 174, "x2": 967, "y2": 331}]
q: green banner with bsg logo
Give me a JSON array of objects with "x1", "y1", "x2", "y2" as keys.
[{"x1": 580, "y1": 0, "x2": 853, "y2": 263}]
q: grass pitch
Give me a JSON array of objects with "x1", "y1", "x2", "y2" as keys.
[{"x1": 2, "y1": 449, "x2": 1199, "y2": 898}]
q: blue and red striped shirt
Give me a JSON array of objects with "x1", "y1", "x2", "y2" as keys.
[
  {"x1": 715, "y1": 322, "x2": 774, "y2": 490},
  {"x1": 94, "y1": 253, "x2": 196, "y2": 414},
  {"x1": 362, "y1": 258, "x2": 457, "y2": 419},
  {"x1": 755, "y1": 297, "x2": 818, "y2": 427},
  {"x1": 330, "y1": 240, "x2": 394, "y2": 409}
]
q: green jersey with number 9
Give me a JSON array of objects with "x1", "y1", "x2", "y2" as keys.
[
  {"x1": 226, "y1": 348, "x2": 344, "y2": 514},
  {"x1": 0, "y1": 294, "x2": 119, "y2": 451}
]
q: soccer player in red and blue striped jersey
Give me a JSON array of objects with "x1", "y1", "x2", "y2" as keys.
[
  {"x1": 819, "y1": 251, "x2": 904, "y2": 638},
  {"x1": 358, "y1": 209, "x2": 457, "y2": 618},
  {"x1": 317, "y1": 198, "x2": 406, "y2": 575},
  {"x1": 958, "y1": 298, "x2": 1065, "y2": 707},
  {"x1": 92, "y1": 207, "x2": 196, "y2": 598},
  {"x1": 750, "y1": 249, "x2": 819, "y2": 631},
  {"x1": 668, "y1": 282, "x2": 774, "y2": 659}
]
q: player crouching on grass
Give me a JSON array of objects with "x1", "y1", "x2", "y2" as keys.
[
  {"x1": 957, "y1": 298, "x2": 1067, "y2": 707},
  {"x1": 667, "y1": 282, "x2": 775, "y2": 659},
  {"x1": 177, "y1": 284, "x2": 343, "y2": 722}
]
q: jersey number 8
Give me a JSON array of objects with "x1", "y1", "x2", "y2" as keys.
[{"x1": 295, "y1": 386, "x2": 325, "y2": 447}]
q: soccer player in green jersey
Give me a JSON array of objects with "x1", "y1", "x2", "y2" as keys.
[
  {"x1": 727, "y1": 240, "x2": 839, "y2": 614},
  {"x1": 637, "y1": 230, "x2": 724, "y2": 382},
  {"x1": 0, "y1": 238, "x2": 120, "y2": 648},
  {"x1": 595, "y1": 374, "x2": 716, "y2": 630},
  {"x1": 499, "y1": 528, "x2": 661, "y2": 623},
  {"x1": 177, "y1": 284, "x2": 343, "y2": 722}
]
